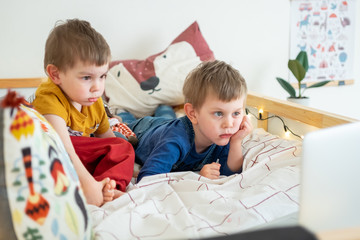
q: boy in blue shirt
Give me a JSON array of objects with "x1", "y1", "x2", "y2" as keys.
[{"x1": 128, "y1": 60, "x2": 252, "y2": 182}]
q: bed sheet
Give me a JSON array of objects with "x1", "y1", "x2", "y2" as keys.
[{"x1": 89, "y1": 128, "x2": 302, "y2": 239}]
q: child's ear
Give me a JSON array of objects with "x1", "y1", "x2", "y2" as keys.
[
  {"x1": 184, "y1": 103, "x2": 198, "y2": 125},
  {"x1": 46, "y1": 64, "x2": 61, "y2": 85}
]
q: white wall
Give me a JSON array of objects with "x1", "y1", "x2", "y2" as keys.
[{"x1": 1, "y1": 0, "x2": 359, "y2": 119}]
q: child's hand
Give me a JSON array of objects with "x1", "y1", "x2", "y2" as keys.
[
  {"x1": 200, "y1": 162, "x2": 221, "y2": 179},
  {"x1": 231, "y1": 115, "x2": 252, "y2": 142}
]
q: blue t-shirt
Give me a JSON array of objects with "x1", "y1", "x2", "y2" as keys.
[{"x1": 134, "y1": 116, "x2": 242, "y2": 182}]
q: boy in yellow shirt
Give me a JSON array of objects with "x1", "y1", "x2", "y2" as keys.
[{"x1": 33, "y1": 19, "x2": 134, "y2": 206}]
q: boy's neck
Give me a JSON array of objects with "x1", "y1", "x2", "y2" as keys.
[{"x1": 71, "y1": 101, "x2": 82, "y2": 112}]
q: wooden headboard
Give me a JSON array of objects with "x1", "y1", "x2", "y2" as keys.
[
  {"x1": 0, "y1": 77, "x2": 47, "y2": 89},
  {"x1": 1, "y1": 77, "x2": 358, "y2": 131},
  {"x1": 246, "y1": 91, "x2": 357, "y2": 130}
]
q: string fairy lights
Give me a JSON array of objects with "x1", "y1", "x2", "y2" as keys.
[{"x1": 245, "y1": 107, "x2": 303, "y2": 139}]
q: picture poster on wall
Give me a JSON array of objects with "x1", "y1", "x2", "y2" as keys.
[{"x1": 290, "y1": 0, "x2": 355, "y2": 86}]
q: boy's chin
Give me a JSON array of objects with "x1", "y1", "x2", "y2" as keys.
[
  {"x1": 215, "y1": 139, "x2": 230, "y2": 146},
  {"x1": 82, "y1": 101, "x2": 96, "y2": 106}
]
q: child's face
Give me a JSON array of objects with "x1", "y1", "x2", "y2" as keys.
[
  {"x1": 193, "y1": 91, "x2": 246, "y2": 149},
  {"x1": 57, "y1": 60, "x2": 108, "y2": 108}
]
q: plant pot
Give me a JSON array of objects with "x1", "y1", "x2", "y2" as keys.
[{"x1": 287, "y1": 97, "x2": 310, "y2": 106}]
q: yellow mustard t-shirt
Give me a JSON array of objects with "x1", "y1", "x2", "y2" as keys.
[{"x1": 32, "y1": 79, "x2": 110, "y2": 137}]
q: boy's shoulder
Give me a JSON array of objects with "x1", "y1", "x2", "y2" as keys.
[
  {"x1": 34, "y1": 81, "x2": 66, "y2": 104},
  {"x1": 35, "y1": 79, "x2": 64, "y2": 101},
  {"x1": 141, "y1": 116, "x2": 188, "y2": 138},
  {"x1": 32, "y1": 80, "x2": 71, "y2": 118},
  {"x1": 137, "y1": 117, "x2": 193, "y2": 155},
  {"x1": 156, "y1": 116, "x2": 193, "y2": 143}
]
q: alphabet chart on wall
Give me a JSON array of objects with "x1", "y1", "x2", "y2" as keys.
[{"x1": 290, "y1": 0, "x2": 355, "y2": 86}]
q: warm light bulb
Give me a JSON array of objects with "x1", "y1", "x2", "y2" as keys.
[
  {"x1": 258, "y1": 109, "x2": 264, "y2": 119},
  {"x1": 285, "y1": 131, "x2": 291, "y2": 138}
]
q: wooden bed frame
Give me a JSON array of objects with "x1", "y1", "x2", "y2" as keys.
[
  {"x1": 1, "y1": 77, "x2": 357, "y2": 130},
  {"x1": 1, "y1": 77, "x2": 359, "y2": 239},
  {"x1": 0, "y1": 77, "x2": 47, "y2": 89}
]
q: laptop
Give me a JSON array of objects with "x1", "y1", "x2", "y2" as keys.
[
  {"x1": 205, "y1": 122, "x2": 360, "y2": 239},
  {"x1": 299, "y1": 121, "x2": 360, "y2": 233}
]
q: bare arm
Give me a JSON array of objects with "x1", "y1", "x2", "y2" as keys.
[
  {"x1": 227, "y1": 115, "x2": 252, "y2": 172},
  {"x1": 95, "y1": 128, "x2": 116, "y2": 138},
  {"x1": 43, "y1": 114, "x2": 107, "y2": 206}
]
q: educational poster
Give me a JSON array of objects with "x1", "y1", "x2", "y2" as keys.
[{"x1": 290, "y1": 0, "x2": 355, "y2": 86}]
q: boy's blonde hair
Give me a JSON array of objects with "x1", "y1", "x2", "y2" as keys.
[
  {"x1": 44, "y1": 19, "x2": 111, "y2": 73},
  {"x1": 183, "y1": 60, "x2": 247, "y2": 109}
]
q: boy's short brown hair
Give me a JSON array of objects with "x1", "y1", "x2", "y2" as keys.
[
  {"x1": 183, "y1": 60, "x2": 247, "y2": 109},
  {"x1": 44, "y1": 19, "x2": 111, "y2": 73}
]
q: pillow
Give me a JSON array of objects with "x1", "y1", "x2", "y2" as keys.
[
  {"x1": 0, "y1": 91, "x2": 92, "y2": 239},
  {"x1": 105, "y1": 21, "x2": 215, "y2": 118}
]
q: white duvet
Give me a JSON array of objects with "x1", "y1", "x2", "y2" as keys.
[{"x1": 89, "y1": 128, "x2": 302, "y2": 239}]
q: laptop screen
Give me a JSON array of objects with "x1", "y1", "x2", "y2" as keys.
[{"x1": 299, "y1": 122, "x2": 360, "y2": 232}]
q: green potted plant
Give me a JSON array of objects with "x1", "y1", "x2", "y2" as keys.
[{"x1": 276, "y1": 50, "x2": 331, "y2": 105}]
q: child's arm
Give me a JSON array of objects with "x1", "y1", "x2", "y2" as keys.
[
  {"x1": 227, "y1": 115, "x2": 252, "y2": 172},
  {"x1": 95, "y1": 128, "x2": 116, "y2": 138},
  {"x1": 43, "y1": 114, "x2": 112, "y2": 206}
]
